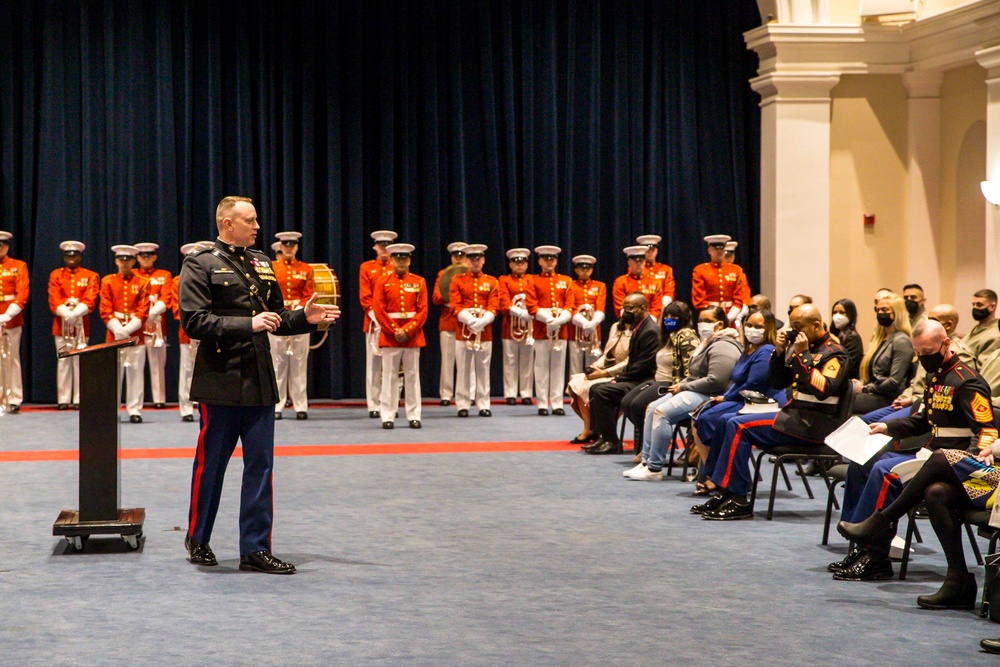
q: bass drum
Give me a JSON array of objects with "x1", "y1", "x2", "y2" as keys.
[{"x1": 308, "y1": 263, "x2": 340, "y2": 332}]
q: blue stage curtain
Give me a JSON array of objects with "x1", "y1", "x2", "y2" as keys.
[{"x1": 0, "y1": 0, "x2": 760, "y2": 402}]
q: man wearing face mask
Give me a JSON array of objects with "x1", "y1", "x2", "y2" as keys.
[
  {"x1": 902, "y1": 284, "x2": 927, "y2": 330},
  {"x1": 695, "y1": 304, "x2": 850, "y2": 520},
  {"x1": 965, "y1": 289, "x2": 1000, "y2": 360},
  {"x1": 586, "y1": 293, "x2": 662, "y2": 455},
  {"x1": 831, "y1": 319, "x2": 996, "y2": 581}
]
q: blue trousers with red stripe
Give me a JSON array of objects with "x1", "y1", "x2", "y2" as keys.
[
  {"x1": 188, "y1": 404, "x2": 275, "y2": 556},
  {"x1": 709, "y1": 412, "x2": 824, "y2": 497},
  {"x1": 840, "y1": 405, "x2": 915, "y2": 524}
]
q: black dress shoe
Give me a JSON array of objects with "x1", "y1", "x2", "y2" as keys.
[
  {"x1": 409, "y1": 420, "x2": 421, "y2": 429},
  {"x1": 129, "y1": 414, "x2": 142, "y2": 424},
  {"x1": 182, "y1": 414, "x2": 195, "y2": 422},
  {"x1": 369, "y1": 410, "x2": 380, "y2": 418},
  {"x1": 9, "y1": 404, "x2": 19, "y2": 413},
  {"x1": 837, "y1": 510, "x2": 893, "y2": 546},
  {"x1": 458, "y1": 409, "x2": 469, "y2": 418},
  {"x1": 274, "y1": 412, "x2": 283, "y2": 420},
  {"x1": 570, "y1": 433, "x2": 599, "y2": 445},
  {"x1": 285, "y1": 398, "x2": 293, "y2": 408},
  {"x1": 538, "y1": 409, "x2": 549, "y2": 416},
  {"x1": 239, "y1": 550, "x2": 296, "y2": 574},
  {"x1": 57, "y1": 403, "x2": 69, "y2": 411},
  {"x1": 506, "y1": 397, "x2": 516, "y2": 405},
  {"x1": 552, "y1": 408, "x2": 565, "y2": 416},
  {"x1": 184, "y1": 534, "x2": 218, "y2": 566},
  {"x1": 702, "y1": 497, "x2": 753, "y2": 521},
  {"x1": 690, "y1": 494, "x2": 726, "y2": 515},
  {"x1": 831, "y1": 551, "x2": 893, "y2": 581},
  {"x1": 296, "y1": 412, "x2": 308, "y2": 420},
  {"x1": 917, "y1": 571, "x2": 977, "y2": 609},
  {"x1": 479, "y1": 409, "x2": 492, "y2": 417},
  {"x1": 71, "y1": 404, "x2": 79, "y2": 410},
  {"x1": 154, "y1": 403, "x2": 166, "y2": 409},
  {"x1": 520, "y1": 397, "x2": 533, "y2": 405},
  {"x1": 383, "y1": 421, "x2": 394, "y2": 429},
  {"x1": 828, "y1": 544, "x2": 864, "y2": 572},
  {"x1": 440, "y1": 399, "x2": 452, "y2": 406},
  {"x1": 980, "y1": 638, "x2": 1000, "y2": 654},
  {"x1": 586, "y1": 439, "x2": 623, "y2": 455}
]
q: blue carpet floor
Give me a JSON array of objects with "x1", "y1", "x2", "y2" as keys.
[{"x1": 0, "y1": 403, "x2": 997, "y2": 665}]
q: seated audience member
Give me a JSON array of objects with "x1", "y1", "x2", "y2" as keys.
[
  {"x1": 965, "y1": 289, "x2": 1000, "y2": 360},
  {"x1": 838, "y1": 322, "x2": 996, "y2": 598},
  {"x1": 623, "y1": 306, "x2": 741, "y2": 480},
  {"x1": 567, "y1": 316, "x2": 634, "y2": 444},
  {"x1": 873, "y1": 287, "x2": 893, "y2": 306},
  {"x1": 852, "y1": 293, "x2": 913, "y2": 414},
  {"x1": 780, "y1": 294, "x2": 811, "y2": 332},
  {"x1": 928, "y1": 304, "x2": 977, "y2": 369},
  {"x1": 691, "y1": 309, "x2": 783, "y2": 494},
  {"x1": 902, "y1": 283, "x2": 927, "y2": 330},
  {"x1": 584, "y1": 293, "x2": 661, "y2": 455},
  {"x1": 694, "y1": 304, "x2": 850, "y2": 520},
  {"x1": 830, "y1": 298, "x2": 863, "y2": 380},
  {"x1": 619, "y1": 301, "x2": 700, "y2": 461}
]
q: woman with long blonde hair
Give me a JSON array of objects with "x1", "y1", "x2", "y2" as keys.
[{"x1": 854, "y1": 293, "x2": 914, "y2": 413}]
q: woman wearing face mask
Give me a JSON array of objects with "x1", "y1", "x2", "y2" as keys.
[
  {"x1": 624, "y1": 306, "x2": 742, "y2": 481},
  {"x1": 829, "y1": 298, "x2": 863, "y2": 380},
  {"x1": 853, "y1": 293, "x2": 914, "y2": 414},
  {"x1": 618, "y1": 301, "x2": 700, "y2": 462},
  {"x1": 566, "y1": 315, "x2": 635, "y2": 444},
  {"x1": 689, "y1": 310, "x2": 784, "y2": 493}
]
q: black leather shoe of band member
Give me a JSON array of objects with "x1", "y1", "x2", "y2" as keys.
[
  {"x1": 9, "y1": 404, "x2": 19, "y2": 413},
  {"x1": 440, "y1": 399, "x2": 451, "y2": 406},
  {"x1": 153, "y1": 403, "x2": 166, "y2": 409},
  {"x1": 57, "y1": 403, "x2": 69, "y2": 411},
  {"x1": 369, "y1": 410, "x2": 380, "y2": 418},
  {"x1": 296, "y1": 412, "x2": 308, "y2": 420},
  {"x1": 831, "y1": 551, "x2": 893, "y2": 581},
  {"x1": 457, "y1": 409, "x2": 469, "y2": 418},
  {"x1": 479, "y1": 409, "x2": 492, "y2": 417},
  {"x1": 129, "y1": 414, "x2": 142, "y2": 424},
  {"x1": 239, "y1": 550, "x2": 296, "y2": 575},
  {"x1": 690, "y1": 494, "x2": 726, "y2": 515},
  {"x1": 409, "y1": 420, "x2": 421, "y2": 429},
  {"x1": 702, "y1": 497, "x2": 753, "y2": 521},
  {"x1": 382, "y1": 421, "x2": 394, "y2": 429},
  {"x1": 828, "y1": 544, "x2": 864, "y2": 572},
  {"x1": 586, "y1": 439, "x2": 623, "y2": 455},
  {"x1": 520, "y1": 397, "x2": 533, "y2": 405},
  {"x1": 538, "y1": 409, "x2": 549, "y2": 416},
  {"x1": 274, "y1": 412, "x2": 283, "y2": 420},
  {"x1": 182, "y1": 414, "x2": 195, "y2": 422},
  {"x1": 505, "y1": 397, "x2": 516, "y2": 405},
  {"x1": 552, "y1": 408, "x2": 566, "y2": 416},
  {"x1": 917, "y1": 571, "x2": 977, "y2": 610},
  {"x1": 184, "y1": 534, "x2": 218, "y2": 566},
  {"x1": 980, "y1": 638, "x2": 1000, "y2": 654}
]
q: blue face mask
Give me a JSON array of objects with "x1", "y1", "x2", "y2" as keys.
[{"x1": 662, "y1": 317, "x2": 679, "y2": 333}]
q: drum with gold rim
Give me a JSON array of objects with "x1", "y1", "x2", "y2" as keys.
[{"x1": 308, "y1": 263, "x2": 340, "y2": 331}]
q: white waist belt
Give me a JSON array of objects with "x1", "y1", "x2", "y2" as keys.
[
  {"x1": 792, "y1": 392, "x2": 839, "y2": 405},
  {"x1": 707, "y1": 300, "x2": 733, "y2": 308},
  {"x1": 113, "y1": 311, "x2": 127, "y2": 319},
  {"x1": 934, "y1": 427, "x2": 974, "y2": 438},
  {"x1": 389, "y1": 312, "x2": 415, "y2": 319},
  {"x1": 1, "y1": 295, "x2": 14, "y2": 302}
]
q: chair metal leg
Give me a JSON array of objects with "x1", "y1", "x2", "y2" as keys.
[
  {"x1": 899, "y1": 510, "x2": 917, "y2": 581},
  {"x1": 794, "y1": 460, "x2": 815, "y2": 499},
  {"x1": 912, "y1": 521, "x2": 923, "y2": 544},
  {"x1": 966, "y1": 523, "x2": 984, "y2": 566},
  {"x1": 822, "y1": 480, "x2": 837, "y2": 546},
  {"x1": 748, "y1": 449, "x2": 768, "y2": 513},
  {"x1": 779, "y1": 463, "x2": 792, "y2": 491},
  {"x1": 767, "y1": 458, "x2": 782, "y2": 520}
]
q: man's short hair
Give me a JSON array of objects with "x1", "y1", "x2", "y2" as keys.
[
  {"x1": 903, "y1": 283, "x2": 924, "y2": 293},
  {"x1": 216, "y1": 196, "x2": 253, "y2": 229},
  {"x1": 974, "y1": 289, "x2": 998, "y2": 303},
  {"x1": 751, "y1": 294, "x2": 772, "y2": 311},
  {"x1": 624, "y1": 292, "x2": 648, "y2": 309},
  {"x1": 791, "y1": 294, "x2": 813, "y2": 304}
]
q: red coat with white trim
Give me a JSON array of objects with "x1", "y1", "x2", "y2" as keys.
[
  {"x1": 99, "y1": 273, "x2": 151, "y2": 342},
  {"x1": 47, "y1": 266, "x2": 100, "y2": 337},
  {"x1": 273, "y1": 258, "x2": 315, "y2": 308},
  {"x1": 643, "y1": 262, "x2": 675, "y2": 303},
  {"x1": 359, "y1": 258, "x2": 394, "y2": 333},
  {"x1": 498, "y1": 274, "x2": 538, "y2": 340},
  {"x1": 691, "y1": 261, "x2": 746, "y2": 313},
  {"x1": 531, "y1": 272, "x2": 576, "y2": 341},
  {"x1": 372, "y1": 271, "x2": 428, "y2": 348},
  {"x1": 568, "y1": 279, "x2": 606, "y2": 342},
  {"x1": 0, "y1": 256, "x2": 30, "y2": 328},
  {"x1": 612, "y1": 272, "x2": 662, "y2": 319},
  {"x1": 450, "y1": 271, "x2": 500, "y2": 342}
]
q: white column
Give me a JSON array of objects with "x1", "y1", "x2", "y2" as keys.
[
  {"x1": 751, "y1": 72, "x2": 840, "y2": 315},
  {"x1": 977, "y1": 46, "x2": 1000, "y2": 292},
  {"x1": 902, "y1": 70, "x2": 943, "y2": 304}
]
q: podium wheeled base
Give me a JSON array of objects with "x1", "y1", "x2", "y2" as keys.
[{"x1": 52, "y1": 508, "x2": 145, "y2": 552}]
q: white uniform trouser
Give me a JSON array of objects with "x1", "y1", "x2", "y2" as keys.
[
  {"x1": 533, "y1": 339, "x2": 567, "y2": 411},
  {"x1": 1, "y1": 326, "x2": 23, "y2": 405},
  {"x1": 455, "y1": 340, "x2": 492, "y2": 412},
  {"x1": 54, "y1": 336, "x2": 81, "y2": 405},
  {"x1": 270, "y1": 332, "x2": 310, "y2": 413},
  {"x1": 117, "y1": 345, "x2": 146, "y2": 416},
  {"x1": 178, "y1": 341, "x2": 199, "y2": 417},
  {"x1": 365, "y1": 330, "x2": 383, "y2": 412},
  {"x1": 568, "y1": 340, "x2": 601, "y2": 378},
  {"x1": 143, "y1": 338, "x2": 167, "y2": 404},
  {"x1": 379, "y1": 347, "x2": 421, "y2": 422},
  {"x1": 439, "y1": 330, "x2": 456, "y2": 400},
  {"x1": 501, "y1": 338, "x2": 533, "y2": 399}
]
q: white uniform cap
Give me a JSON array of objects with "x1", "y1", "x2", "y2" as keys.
[
  {"x1": 270, "y1": 241, "x2": 282, "y2": 252},
  {"x1": 636, "y1": 234, "x2": 661, "y2": 246},
  {"x1": 704, "y1": 234, "x2": 732, "y2": 246},
  {"x1": 572, "y1": 255, "x2": 597, "y2": 265},
  {"x1": 623, "y1": 245, "x2": 648, "y2": 258},
  {"x1": 60, "y1": 240, "x2": 86, "y2": 253},
  {"x1": 534, "y1": 245, "x2": 561, "y2": 256},
  {"x1": 724, "y1": 241, "x2": 738, "y2": 252},
  {"x1": 506, "y1": 248, "x2": 530, "y2": 260},
  {"x1": 463, "y1": 244, "x2": 487, "y2": 256},
  {"x1": 387, "y1": 243, "x2": 415, "y2": 255},
  {"x1": 181, "y1": 243, "x2": 203, "y2": 256},
  {"x1": 371, "y1": 230, "x2": 398, "y2": 242},
  {"x1": 134, "y1": 242, "x2": 160, "y2": 253},
  {"x1": 275, "y1": 231, "x2": 302, "y2": 242},
  {"x1": 111, "y1": 244, "x2": 140, "y2": 257},
  {"x1": 0, "y1": 231, "x2": 12, "y2": 242},
  {"x1": 447, "y1": 242, "x2": 467, "y2": 253}
]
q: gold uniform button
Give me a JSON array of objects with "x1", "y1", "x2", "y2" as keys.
[{"x1": 252, "y1": 310, "x2": 257, "y2": 315}]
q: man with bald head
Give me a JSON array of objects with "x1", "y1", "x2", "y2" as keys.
[
  {"x1": 830, "y1": 319, "x2": 996, "y2": 581},
  {"x1": 695, "y1": 304, "x2": 851, "y2": 520}
]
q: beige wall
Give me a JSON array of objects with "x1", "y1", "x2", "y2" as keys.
[{"x1": 829, "y1": 75, "x2": 909, "y2": 340}]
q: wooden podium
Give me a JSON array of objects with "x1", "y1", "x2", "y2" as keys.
[{"x1": 52, "y1": 337, "x2": 145, "y2": 551}]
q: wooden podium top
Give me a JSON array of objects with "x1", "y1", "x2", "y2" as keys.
[{"x1": 58, "y1": 336, "x2": 139, "y2": 359}]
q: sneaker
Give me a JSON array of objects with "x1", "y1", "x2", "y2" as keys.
[
  {"x1": 625, "y1": 466, "x2": 663, "y2": 481},
  {"x1": 623, "y1": 462, "x2": 646, "y2": 477}
]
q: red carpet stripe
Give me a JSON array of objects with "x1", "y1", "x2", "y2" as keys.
[{"x1": 0, "y1": 439, "x2": 600, "y2": 463}]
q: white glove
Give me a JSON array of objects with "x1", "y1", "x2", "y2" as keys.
[
  {"x1": 469, "y1": 319, "x2": 487, "y2": 334},
  {"x1": 0, "y1": 314, "x2": 10, "y2": 325},
  {"x1": 148, "y1": 313, "x2": 161, "y2": 325},
  {"x1": 547, "y1": 324, "x2": 561, "y2": 338},
  {"x1": 588, "y1": 310, "x2": 605, "y2": 330},
  {"x1": 536, "y1": 309, "x2": 553, "y2": 324},
  {"x1": 727, "y1": 305, "x2": 741, "y2": 323},
  {"x1": 149, "y1": 299, "x2": 167, "y2": 317},
  {"x1": 291, "y1": 299, "x2": 302, "y2": 310},
  {"x1": 5, "y1": 304, "x2": 21, "y2": 318},
  {"x1": 480, "y1": 311, "x2": 495, "y2": 326},
  {"x1": 552, "y1": 309, "x2": 572, "y2": 326},
  {"x1": 662, "y1": 295, "x2": 673, "y2": 308},
  {"x1": 123, "y1": 316, "x2": 143, "y2": 336},
  {"x1": 107, "y1": 318, "x2": 125, "y2": 340},
  {"x1": 509, "y1": 305, "x2": 528, "y2": 320},
  {"x1": 70, "y1": 302, "x2": 90, "y2": 318},
  {"x1": 571, "y1": 313, "x2": 589, "y2": 329},
  {"x1": 367, "y1": 310, "x2": 378, "y2": 324},
  {"x1": 457, "y1": 309, "x2": 476, "y2": 325},
  {"x1": 56, "y1": 305, "x2": 73, "y2": 319}
]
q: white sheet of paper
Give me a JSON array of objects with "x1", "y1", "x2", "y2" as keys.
[{"x1": 823, "y1": 416, "x2": 893, "y2": 465}]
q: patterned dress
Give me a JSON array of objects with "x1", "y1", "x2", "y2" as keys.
[{"x1": 940, "y1": 449, "x2": 1000, "y2": 510}]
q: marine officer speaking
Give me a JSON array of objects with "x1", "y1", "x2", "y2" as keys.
[{"x1": 178, "y1": 195, "x2": 340, "y2": 575}]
